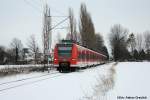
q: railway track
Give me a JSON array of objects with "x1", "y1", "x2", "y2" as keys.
[
  {"x1": 0, "y1": 63, "x2": 109, "y2": 93},
  {"x1": 0, "y1": 71, "x2": 63, "y2": 93},
  {"x1": 0, "y1": 71, "x2": 58, "y2": 86}
]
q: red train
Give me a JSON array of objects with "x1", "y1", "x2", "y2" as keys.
[{"x1": 53, "y1": 40, "x2": 107, "y2": 72}]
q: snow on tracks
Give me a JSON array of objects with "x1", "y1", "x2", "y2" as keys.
[
  {"x1": 0, "y1": 63, "x2": 116, "y2": 100},
  {"x1": 0, "y1": 71, "x2": 62, "y2": 93}
]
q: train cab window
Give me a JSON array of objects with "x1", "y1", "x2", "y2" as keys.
[{"x1": 58, "y1": 45, "x2": 72, "y2": 57}]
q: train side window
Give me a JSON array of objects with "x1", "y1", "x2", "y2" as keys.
[
  {"x1": 86, "y1": 51, "x2": 88, "y2": 60},
  {"x1": 92, "y1": 54, "x2": 94, "y2": 60},
  {"x1": 84, "y1": 51, "x2": 86, "y2": 60},
  {"x1": 79, "y1": 52, "x2": 82, "y2": 60},
  {"x1": 83, "y1": 51, "x2": 85, "y2": 60},
  {"x1": 81, "y1": 52, "x2": 83, "y2": 60},
  {"x1": 82, "y1": 53, "x2": 84, "y2": 60},
  {"x1": 92, "y1": 53, "x2": 94, "y2": 60},
  {"x1": 86, "y1": 52, "x2": 88, "y2": 60},
  {"x1": 78, "y1": 52, "x2": 79, "y2": 59}
]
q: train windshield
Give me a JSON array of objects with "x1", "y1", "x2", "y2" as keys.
[{"x1": 57, "y1": 44, "x2": 72, "y2": 57}]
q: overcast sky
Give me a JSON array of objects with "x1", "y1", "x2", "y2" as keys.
[{"x1": 0, "y1": 0, "x2": 150, "y2": 49}]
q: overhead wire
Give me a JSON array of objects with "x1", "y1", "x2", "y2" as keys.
[
  {"x1": 23, "y1": 0, "x2": 42, "y2": 13},
  {"x1": 40, "y1": 0, "x2": 67, "y2": 16},
  {"x1": 23, "y1": 0, "x2": 69, "y2": 30},
  {"x1": 48, "y1": 17, "x2": 69, "y2": 32},
  {"x1": 24, "y1": 0, "x2": 67, "y2": 16}
]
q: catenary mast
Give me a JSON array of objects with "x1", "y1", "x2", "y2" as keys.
[{"x1": 43, "y1": 4, "x2": 52, "y2": 62}]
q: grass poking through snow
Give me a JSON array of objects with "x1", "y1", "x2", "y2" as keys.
[{"x1": 83, "y1": 62, "x2": 117, "y2": 100}]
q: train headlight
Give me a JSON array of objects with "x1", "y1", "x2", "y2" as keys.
[{"x1": 72, "y1": 58, "x2": 76, "y2": 61}]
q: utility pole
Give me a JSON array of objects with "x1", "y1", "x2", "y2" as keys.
[
  {"x1": 43, "y1": 4, "x2": 52, "y2": 71},
  {"x1": 42, "y1": 4, "x2": 69, "y2": 72}
]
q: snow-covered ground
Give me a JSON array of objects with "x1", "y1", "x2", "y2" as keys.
[
  {"x1": 108, "y1": 62, "x2": 150, "y2": 100},
  {"x1": 0, "y1": 65, "x2": 43, "y2": 70},
  {"x1": 0, "y1": 62, "x2": 150, "y2": 100}
]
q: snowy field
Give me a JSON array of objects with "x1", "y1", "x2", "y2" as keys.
[
  {"x1": 0, "y1": 62, "x2": 150, "y2": 100},
  {"x1": 108, "y1": 62, "x2": 150, "y2": 100}
]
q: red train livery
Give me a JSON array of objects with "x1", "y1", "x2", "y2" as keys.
[{"x1": 53, "y1": 40, "x2": 107, "y2": 72}]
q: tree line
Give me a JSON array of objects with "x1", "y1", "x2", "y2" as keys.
[
  {"x1": 0, "y1": 35, "x2": 41, "y2": 65},
  {"x1": 66, "y1": 3, "x2": 150, "y2": 61},
  {"x1": 66, "y1": 3, "x2": 109, "y2": 59},
  {"x1": 109, "y1": 24, "x2": 150, "y2": 61},
  {"x1": 1, "y1": 3, "x2": 149, "y2": 65}
]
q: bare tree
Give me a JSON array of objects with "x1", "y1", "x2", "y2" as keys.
[
  {"x1": 79, "y1": 3, "x2": 96, "y2": 49},
  {"x1": 10, "y1": 38, "x2": 23, "y2": 64},
  {"x1": 95, "y1": 33, "x2": 104, "y2": 52},
  {"x1": 95, "y1": 33, "x2": 109, "y2": 59},
  {"x1": 109, "y1": 24, "x2": 129, "y2": 61},
  {"x1": 27, "y1": 34, "x2": 40, "y2": 64},
  {"x1": 56, "y1": 32, "x2": 61, "y2": 43},
  {"x1": 69, "y1": 8, "x2": 77, "y2": 42},
  {"x1": 76, "y1": 33, "x2": 82, "y2": 44},
  {"x1": 144, "y1": 31, "x2": 150, "y2": 51},
  {"x1": 127, "y1": 33, "x2": 136, "y2": 55},
  {"x1": 66, "y1": 33, "x2": 71, "y2": 40},
  {"x1": 143, "y1": 31, "x2": 150, "y2": 60},
  {"x1": 10, "y1": 38, "x2": 23, "y2": 52},
  {"x1": 136, "y1": 33, "x2": 144, "y2": 52},
  {"x1": 42, "y1": 4, "x2": 52, "y2": 63},
  {"x1": 0, "y1": 46, "x2": 7, "y2": 64}
]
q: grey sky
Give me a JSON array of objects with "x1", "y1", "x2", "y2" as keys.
[{"x1": 0, "y1": 0, "x2": 150, "y2": 49}]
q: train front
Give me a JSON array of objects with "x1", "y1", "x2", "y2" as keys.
[{"x1": 53, "y1": 41, "x2": 77, "y2": 72}]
